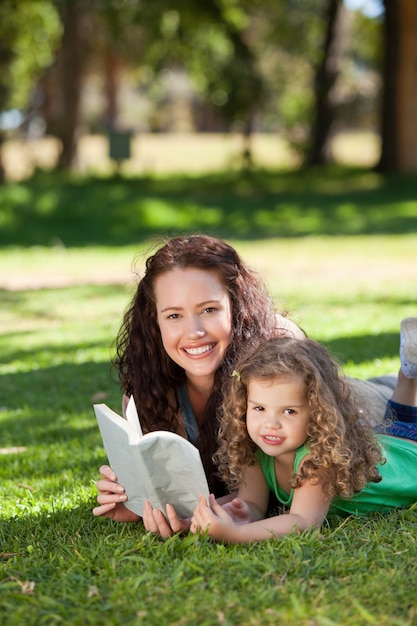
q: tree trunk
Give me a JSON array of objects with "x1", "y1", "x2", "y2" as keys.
[
  {"x1": 0, "y1": 134, "x2": 5, "y2": 183},
  {"x1": 377, "y1": 1, "x2": 398, "y2": 172},
  {"x1": 104, "y1": 47, "x2": 120, "y2": 130},
  {"x1": 307, "y1": 0, "x2": 345, "y2": 166},
  {"x1": 396, "y1": 0, "x2": 417, "y2": 171},
  {"x1": 378, "y1": 0, "x2": 417, "y2": 172},
  {"x1": 55, "y1": 1, "x2": 87, "y2": 170}
]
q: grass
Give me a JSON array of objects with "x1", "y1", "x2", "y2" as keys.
[
  {"x1": 1, "y1": 165, "x2": 417, "y2": 625},
  {"x1": 0, "y1": 166, "x2": 416, "y2": 248}
]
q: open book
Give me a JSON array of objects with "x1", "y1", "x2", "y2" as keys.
[{"x1": 93, "y1": 396, "x2": 209, "y2": 519}]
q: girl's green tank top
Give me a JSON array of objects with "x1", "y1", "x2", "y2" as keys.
[{"x1": 256, "y1": 434, "x2": 417, "y2": 516}]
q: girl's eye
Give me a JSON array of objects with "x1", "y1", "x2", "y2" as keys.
[
  {"x1": 167, "y1": 313, "x2": 180, "y2": 320},
  {"x1": 284, "y1": 408, "x2": 296, "y2": 415},
  {"x1": 254, "y1": 406, "x2": 264, "y2": 412},
  {"x1": 202, "y1": 307, "x2": 216, "y2": 314}
]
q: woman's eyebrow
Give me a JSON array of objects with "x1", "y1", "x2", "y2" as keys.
[{"x1": 160, "y1": 299, "x2": 221, "y2": 313}]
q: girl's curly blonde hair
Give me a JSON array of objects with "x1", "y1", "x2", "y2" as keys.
[{"x1": 214, "y1": 337, "x2": 383, "y2": 499}]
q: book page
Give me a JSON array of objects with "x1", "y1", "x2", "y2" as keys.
[
  {"x1": 125, "y1": 395, "x2": 143, "y2": 436},
  {"x1": 138, "y1": 431, "x2": 209, "y2": 519}
]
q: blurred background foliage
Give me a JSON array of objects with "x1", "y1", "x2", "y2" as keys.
[
  {"x1": 0, "y1": 1, "x2": 61, "y2": 112},
  {"x1": 0, "y1": 0, "x2": 415, "y2": 182}
]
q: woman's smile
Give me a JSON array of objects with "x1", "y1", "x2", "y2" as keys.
[{"x1": 182, "y1": 342, "x2": 216, "y2": 357}]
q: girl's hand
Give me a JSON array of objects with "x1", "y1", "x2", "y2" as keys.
[
  {"x1": 93, "y1": 465, "x2": 140, "y2": 522},
  {"x1": 221, "y1": 497, "x2": 253, "y2": 524},
  {"x1": 190, "y1": 494, "x2": 237, "y2": 541},
  {"x1": 142, "y1": 501, "x2": 191, "y2": 539}
]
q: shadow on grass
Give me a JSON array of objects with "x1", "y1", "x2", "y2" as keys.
[
  {"x1": 323, "y1": 332, "x2": 399, "y2": 367},
  {"x1": 1, "y1": 166, "x2": 416, "y2": 247},
  {"x1": 0, "y1": 361, "x2": 120, "y2": 485},
  {"x1": 0, "y1": 361, "x2": 119, "y2": 436},
  {"x1": 0, "y1": 330, "x2": 399, "y2": 443}
]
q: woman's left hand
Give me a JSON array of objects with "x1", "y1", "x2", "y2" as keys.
[{"x1": 142, "y1": 500, "x2": 191, "y2": 538}]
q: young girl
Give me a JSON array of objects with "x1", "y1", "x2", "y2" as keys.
[{"x1": 190, "y1": 336, "x2": 417, "y2": 543}]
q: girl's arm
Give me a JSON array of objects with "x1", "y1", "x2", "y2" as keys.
[
  {"x1": 225, "y1": 461, "x2": 271, "y2": 522},
  {"x1": 191, "y1": 466, "x2": 331, "y2": 544},
  {"x1": 191, "y1": 461, "x2": 269, "y2": 540}
]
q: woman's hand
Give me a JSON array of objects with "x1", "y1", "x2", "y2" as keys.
[
  {"x1": 93, "y1": 465, "x2": 140, "y2": 522},
  {"x1": 142, "y1": 501, "x2": 191, "y2": 539}
]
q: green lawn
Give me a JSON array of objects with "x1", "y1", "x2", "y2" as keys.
[
  {"x1": 1, "y1": 166, "x2": 416, "y2": 247},
  {"x1": 1, "y1": 167, "x2": 417, "y2": 625}
]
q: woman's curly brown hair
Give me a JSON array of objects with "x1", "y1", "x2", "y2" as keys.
[
  {"x1": 215, "y1": 337, "x2": 384, "y2": 499},
  {"x1": 112, "y1": 234, "x2": 283, "y2": 495}
]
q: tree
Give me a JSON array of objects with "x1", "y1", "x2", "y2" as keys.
[
  {"x1": 308, "y1": 0, "x2": 417, "y2": 173},
  {"x1": 179, "y1": 0, "x2": 265, "y2": 165},
  {"x1": 307, "y1": 0, "x2": 346, "y2": 165},
  {"x1": 378, "y1": 0, "x2": 417, "y2": 172},
  {"x1": 43, "y1": 0, "x2": 90, "y2": 169},
  {"x1": 0, "y1": 0, "x2": 60, "y2": 181},
  {"x1": 42, "y1": 0, "x2": 268, "y2": 169}
]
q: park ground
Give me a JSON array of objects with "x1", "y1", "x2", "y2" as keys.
[{"x1": 1, "y1": 130, "x2": 380, "y2": 180}]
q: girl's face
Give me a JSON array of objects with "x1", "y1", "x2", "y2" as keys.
[
  {"x1": 154, "y1": 267, "x2": 232, "y2": 387},
  {"x1": 246, "y1": 375, "x2": 310, "y2": 462}
]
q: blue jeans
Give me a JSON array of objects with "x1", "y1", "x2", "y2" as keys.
[{"x1": 385, "y1": 399, "x2": 417, "y2": 442}]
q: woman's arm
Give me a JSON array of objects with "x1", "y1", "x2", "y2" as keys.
[
  {"x1": 122, "y1": 393, "x2": 130, "y2": 417},
  {"x1": 275, "y1": 314, "x2": 306, "y2": 340}
]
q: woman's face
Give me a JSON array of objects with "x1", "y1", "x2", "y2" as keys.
[{"x1": 154, "y1": 267, "x2": 233, "y2": 387}]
